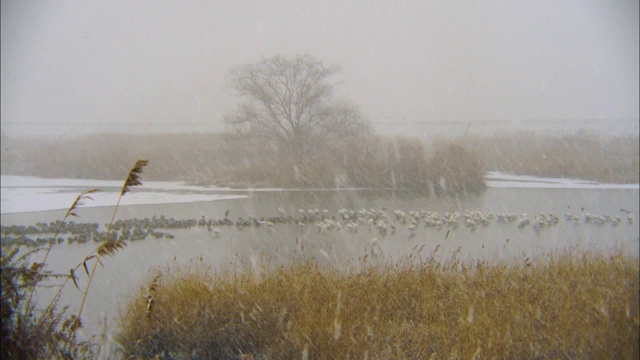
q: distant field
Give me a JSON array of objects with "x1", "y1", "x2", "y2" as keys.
[
  {"x1": 374, "y1": 118, "x2": 639, "y2": 139},
  {"x1": 2, "y1": 118, "x2": 637, "y2": 138}
]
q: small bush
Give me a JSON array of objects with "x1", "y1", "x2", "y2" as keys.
[
  {"x1": 429, "y1": 141, "x2": 487, "y2": 195},
  {"x1": 1, "y1": 247, "x2": 95, "y2": 359}
]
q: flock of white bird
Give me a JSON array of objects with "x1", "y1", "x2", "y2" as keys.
[{"x1": 286, "y1": 207, "x2": 636, "y2": 237}]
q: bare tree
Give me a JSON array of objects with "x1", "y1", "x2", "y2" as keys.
[{"x1": 224, "y1": 54, "x2": 371, "y2": 156}]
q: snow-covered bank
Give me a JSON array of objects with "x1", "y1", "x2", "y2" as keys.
[
  {"x1": 485, "y1": 172, "x2": 640, "y2": 189},
  {"x1": 1, "y1": 175, "x2": 246, "y2": 214}
]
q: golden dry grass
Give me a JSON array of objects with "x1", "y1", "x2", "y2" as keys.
[{"x1": 115, "y1": 250, "x2": 639, "y2": 359}]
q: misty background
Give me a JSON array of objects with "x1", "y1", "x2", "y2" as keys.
[
  {"x1": 1, "y1": 3, "x2": 639, "y2": 357},
  {"x1": 2, "y1": 0, "x2": 638, "y2": 138}
]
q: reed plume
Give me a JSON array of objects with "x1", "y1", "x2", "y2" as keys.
[
  {"x1": 65, "y1": 189, "x2": 100, "y2": 219},
  {"x1": 121, "y1": 159, "x2": 149, "y2": 196}
]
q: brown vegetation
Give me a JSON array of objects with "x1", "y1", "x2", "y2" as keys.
[
  {"x1": 429, "y1": 142, "x2": 487, "y2": 194},
  {"x1": 1, "y1": 247, "x2": 96, "y2": 359},
  {"x1": 0, "y1": 132, "x2": 487, "y2": 194},
  {"x1": 115, "y1": 250, "x2": 639, "y2": 359},
  {"x1": 3, "y1": 130, "x2": 636, "y2": 192},
  {"x1": 458, "y1": 130, "x2": 639, "y2": 183}
]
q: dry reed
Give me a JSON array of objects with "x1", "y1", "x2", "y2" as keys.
[{"x1": 115, "y1": 249, "x2": 639, "y2": 359}]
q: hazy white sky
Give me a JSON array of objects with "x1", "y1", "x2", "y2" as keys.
[{"x1": 1, "y1": 0, "x2": 638, "y2": 135}]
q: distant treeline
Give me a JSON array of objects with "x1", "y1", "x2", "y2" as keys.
[
  {"x1": 1, "y1": 130, "x2": 637, "y2": 193},
  {"x1": 0, "y1": 132, "x2": 485, "y2": 195}
]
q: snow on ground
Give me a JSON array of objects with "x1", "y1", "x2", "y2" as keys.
[
  {"x1": 1, "y1": 174, "x2": 638, "y2": 214},
  {"x1": 485, "y1": 172, "x2": 640, "y2": 189}
]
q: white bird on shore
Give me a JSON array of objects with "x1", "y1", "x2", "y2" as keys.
[{"x1": 366, "y1": 238, "x2": 382, "y2": 259}]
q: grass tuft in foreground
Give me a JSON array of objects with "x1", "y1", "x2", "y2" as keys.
[{"x1": 116, "y1": 250, "x2": 639, "y2": 359}]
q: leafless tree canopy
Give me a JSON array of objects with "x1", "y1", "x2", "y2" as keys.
[{"x1": 225, "y1": 55, "x2": 371, "y2": 155}]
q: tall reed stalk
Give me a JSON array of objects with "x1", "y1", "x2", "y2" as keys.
[{"x1": 74, "y1": 160, "x2": 149, "y2": 327}]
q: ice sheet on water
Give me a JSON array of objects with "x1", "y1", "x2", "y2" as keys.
[
  {"x1": 1, "y1": 175, "x2": 247, "y2": 214},
  {"x1": 0, "y1": 175, "x2": 223, "y2": 191}
]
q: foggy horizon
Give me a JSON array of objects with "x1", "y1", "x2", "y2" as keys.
[{"x1": 2, "y1": 0, "x2": 639, "y2": 137}]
